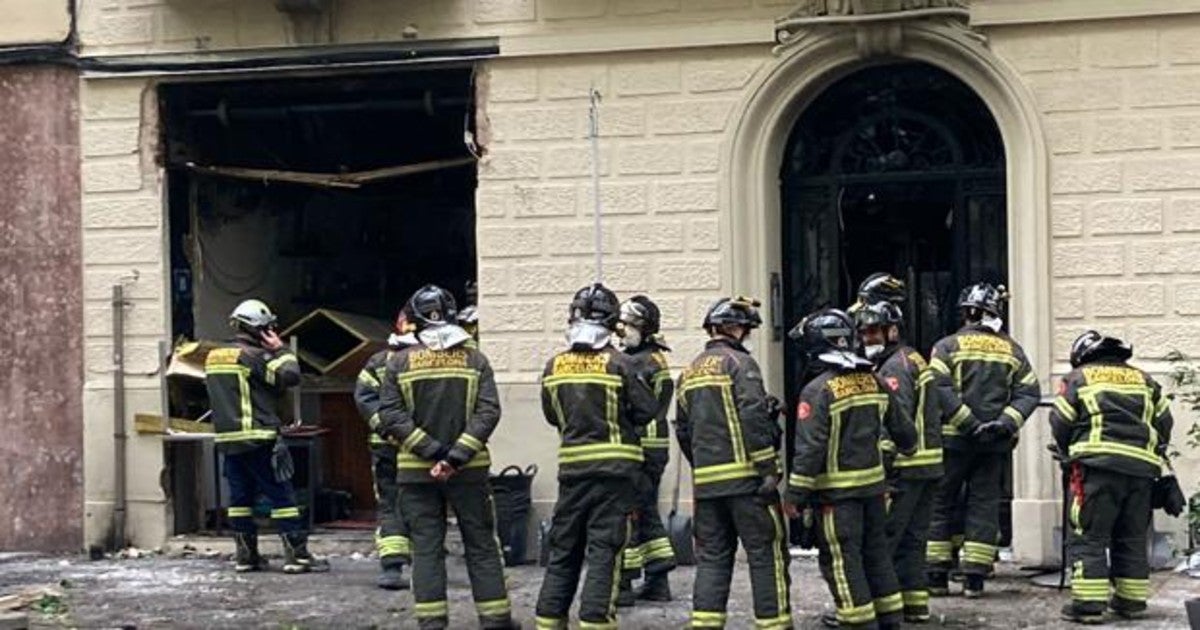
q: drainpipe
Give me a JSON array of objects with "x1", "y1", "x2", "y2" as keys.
[{"x1": 111, "y1": 277, "x2": 134, "y2": 550}]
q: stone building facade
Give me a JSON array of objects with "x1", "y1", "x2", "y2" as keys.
[{"x1": 3, "y1": 0, "x2": 1198, "y2": 557}]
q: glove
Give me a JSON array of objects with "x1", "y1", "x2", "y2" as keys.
[
  {"x1": 972, "y1": 418, "x2": 1018, "y2": 443},
  {"x1": 271, "y1": 440, "x2": 294, "y2": 483},
  {"x1": 756, "y1": 474, "x2": 780, "y2": 502},
  {"x1": 765, "y1": 395, "x2": 783, "y2": 421},
  {"x1": 1152, "y1": 475, "x2": 1186, "y2": 517}
]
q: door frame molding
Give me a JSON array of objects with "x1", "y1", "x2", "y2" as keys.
[{"x1": 721, "y1": 18, "x2": 1055, "y2": 563}]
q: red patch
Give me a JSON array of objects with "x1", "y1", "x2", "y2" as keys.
[
  {"x1": 797, "y1": 401, "x2": 812, "y2": 420},
  {"x1": 885, "y1": 377, "x2": 900, "y2": 392}
]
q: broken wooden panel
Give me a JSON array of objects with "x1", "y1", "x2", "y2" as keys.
[{"x1": 280, "y1": 309, "x2": 393, "y2": 377}]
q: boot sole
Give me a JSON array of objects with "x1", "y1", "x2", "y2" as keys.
[{"x1": 1060, "y1": 612, "x2": 1104, "y2": 625}]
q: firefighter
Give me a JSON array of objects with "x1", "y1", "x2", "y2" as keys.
[
  {"x1": 614, "y1": 295, "x2": 677, "y2": 606},
  {"x1": 785, "y1": 308, "x2": 916, "y2": 630},
  {"x1": 925, "y1": 283, "x2": 1040, "y2": 598},
  {"x1": 353, "y1": 311, "x2": 418, "y2": 590},
  {"x1": 854, "y1": 299, "x2": 943, "y2": 623},
  {"x1": 377, "y1": 285, "x2": 514, "y2": 630},
  {"x1": 458, "y1": 305, "x2": 480, "y2": 343},
  {"x1": 535, "y1": 284, "x2": 660, "y2": 630},
  {"x1": 205, "y1": 299, "x2": 329, "y2": 574},
  {"x1": 677, "y1": 296, "x2": 792, "y2": 630},
  {"x1": 1051, "y1": 331, "x2": 1174, "y2": 624}
]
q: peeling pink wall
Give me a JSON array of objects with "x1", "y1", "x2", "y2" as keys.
[{"x1": 0, "y1": 65, "x2": 82, "y2": 551}]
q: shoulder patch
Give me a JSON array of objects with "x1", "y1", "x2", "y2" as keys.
[
  {"x1": 884, "y1": 376, "x2": 900, "y2": 392},
  {"x1": 552, "y1": 351, "x2": 612, "y2": 375},
  {"x1": 1081, "y1": 365, "x2": 1144, "y2": 386},
  {"x1": 826, "y1": 372, "x2": 881, "y2": 399},
  {"x1": 797, "y1": 401, "x2": 812, "y2": 421}
]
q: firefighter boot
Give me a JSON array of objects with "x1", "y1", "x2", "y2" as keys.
[
  {"x1": 1061, "y1": 602, "x2": 1105, "y2": 625},
  {"x1": 636, "y1": 572, "x2": 672, "y2": 602},
  {"x1": 376, "y1": 561, "x2": 408, "y2": 591},
  {"x1": 616, "y1": 577, "x2": 636, "y2": 608},
  {"x1": 281, "y1": 532, "x2": 331, "y2": 574},
  {"x1": 234, "y1": 533, "x2": 268, "y2": 573},
  {"x1": 963, "y1": 574, "x2": 984, "y2": 599},
  {"x1": 927, "y1": 571, "x2": 949, "y2": 597},
  {"x1": 1108, "y1": 597, "x2": 1147, "y2": 620}
]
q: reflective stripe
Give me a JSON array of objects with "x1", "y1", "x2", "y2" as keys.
[
  {"x1": 641, "y1": 437, "x2": 671, "y2": 449},
  {"x1": 1001, "y1": 405, "x2": 1025, "y2": 427},
  {"x1": 680, "y1": 375, "x2": 746, "y2": 464},
  {"x1": 214, "y1": 429, "x2": 277, "y2": 443},
  {"x1": 227, "y1": 506, "x2": 253, "y2": 518},
  {"x1": 542, "y1": 373, "x2": 622, "y2": 387},
  {"x1": 823, "y1": 509, "x2": 854, "y2": 611},
  {"x1": 691, "y1": 610, "x2": 727, "y2": 628},
  {"x1": 926, "y1": 540, "x2": 952, "y2": 563},
  {"x1": 376, "y1": 535, "x2": 411, "y2": 557},
  {"x1": 928, "y1": 357, "x2": 950, "y2": 375},
  {"x1": 694, "y1": 461, "x2": 757, "y2": 485},
  {"x1": 1019, "y1": 370, "x2": 1038, "y2": 385},
  {"x1": 457, "y1": 433, "x2": 485, "y2": 452},
  {"x1": 1071, "y1": 568, "x2": 1110, "y2": 602},
  {"x1": 809, "y1": 465, "x2": 885, "y2": 490},
  {"x1": 265, "y1": 354, "x2": 297, "y2": 386},
  {"x1": 950, "y1": 350, "x2": 1020, "y2": 370},
  {"x1": 1053, "y1": 396, "x2": 1077, "y2": 422},
  {"x1": 902, "y1": 590, "x2": 929, "y2": 607},
  {"x1": 755, "y1": 613, "x2": 793, "y2": 629},
  {"x1": 837, "y1": 601, "x2": 876, "y2": 625},
  {"x1": 767, "y1": 504, "x2": 788, "y2": 623},
  {"x1": 357, "y1": 369, "x2": 380, "y2": 389},
  {"x1": 622, "y1": 544, "x2": 644, "y2": 570},
  {"x1": 787, "y1": 473, "x2": 815, "y2": 490},
  {"x1": 559, "y1": 443, "x2": 642, "y2": 465},
  {"x1": 948, "y1": 405, "x2": 971, "y2": 428},
  {"x1": 1155, "y1": 395, "x2": 1171, "y2": 416},
  {"x1": 1070, "y1": 441, "x2": 1162, "y2": 467},
  {"x1": 271, "y1": 507, "x2": 300, "y2": 520},
  {"x1": 961, "y1": 541, "x2": 996, "y2": 566},
  {"x1": 874, "y1": 592, "x2": 903, "y2": 614},
  {"x1": 643, "y1": 538, "x2": 676, "y2": 562},
  {"x1": 367, "y1": 413, "x2": 381, "y2": 430},
  {"x1": 398, "y1": 450, "x2": 491, "y2": 469},
  {"x1": 1113, "y1": 577, "x2": 1149, "y2": 602},
  {"x1": 895, "y1": 448, "x2": 943, "y2": 468},
  {"x1": 414, "y1": 601, "x2": 449, "y2": 618},
  {"x1": 536, "y1": 617, "x2": 566, "y2": 630},
  {"x1": 475, "y1": 598, "x2": 512, "y2": 616},
  {"x1": 402, "y1": 427, "x2": 432, "y2": 453},
  {"x1": 750, "y1": 446, "x2": 777, "y2": 464},
  {"x1": 828, "y1": 393, "x2": 889, "y2": 415}
]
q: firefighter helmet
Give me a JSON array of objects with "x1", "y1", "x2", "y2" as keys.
[
  {"x1": 230, "y1": 299, "x2": 278, "y2": 333},
  {"x1": 619, "y1": 295, "x2": 662, "y2": 337},
  {"x1": 857, "y1": 272, "x2": 907, "y2": 306},
  {"x1": 853, "y1": 300, "x2": 903, "y2": 329},
  {"x1": 790, "y1": 308, "x2": 857, "y2": 355},
  {"x1": 407, "y1": 284, "x2": 458, "y2": 330},
  {"x1": 1069, "y1": 330, "x2": 1133, "y2": 368},
  {"x1": 702, "y1": 296, "x2": 763, "y2": 332},
  {"x1": 957, "y1": 282, "x2": 1009, "y2": 316},
  {"x1": 569, "y1": 283, "x2": 620, "y2": 330}
]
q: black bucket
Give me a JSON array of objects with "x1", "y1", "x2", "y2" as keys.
[{"x1": 490, "y1": 464, "x2": 537, "y2": 566}]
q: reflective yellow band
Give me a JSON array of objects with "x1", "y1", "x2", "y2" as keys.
[
  {"x1": 811, "y1": 465, "x2": 885, "y2": 490},
  {"x1": 415, "y1": 601, "x2": 449, "y2": 618},
  {"x1": 543, "y1": 373, "x2": 623, "y2": 388},
  {"x1": 559, "y1": 442, "x2": 643, "y2": 465},
  {"x1": 750, "y1": 447, "x2": 777, "y2": 463},
  {"x1": 1002, "y1": 406, "x2": 1026, "y2": 427},
  {"x1": 961, "y1": 541, "x2": 996, "y2": 565},
  {"x1": 579, "y1": 621, "x2": 618, "y2": 629},
  {"x1": 929, "y1": 357, "x2": 950, "y2": 375},
  {"x1": 536, "y1": 617, "x2": 566, "y2": 630},
  {"x1": 398, "y1": 449, "x2": 491, "y2": 469},
  {"x1": 1155, "y1": 396, "x2": 1171, "y2": 416},
  {"x1": 926, "y1": 540, "x2": 952, "y2": 563},
  {"x1": 678, "y1": 374, "x2": 733, "y2": 392},
  {"x1": 788, "y1": 473, "x2": 816, "y2": 490},
  {"x1": 402, "y1": 428, "x2": 432, "y2": 453},
  {"x1": 227, "y1": 507, "x2": 253, "y2": 518},
  {"x1": 271, "y1": 507, "x2": 300, "y2": 520},
  {"x1": 1070, "y1": 441, "x2": 1161, "y2": 467},
  {"x1": 215, "y1": 429, "x2": 277, "y2": 443},
  {"x1": 694, "y1": 461, "x2": 757, "y2": 485},
  {"x1": 1113, "y1": 577, "x2": 1149, "y2": 601},
  {"x1": 475, "y1": 598, "x2": 511, "y2": 616},
  {"x1": 641, "y1": 437, "x2": 671, "y2": 449},
  {"x1": 755, "y1": 613, "x2": 793, "y2": 629},
  {"x1": 265, "y1": 354, "x2": 297, "y2": 385},
  {"x1": 691, "y1": 610, "x2": 728, "y2": 627},
  {"x1": 357, "y1": 369, "x2": 380, "y2": 389},
  {"x1": 457, "y1": 433, "x2": 485, "y2": 452},
  {"x1": 1072, "y1": 575, "x2": 1110, "y2": 602},
  {"x1": 948, "y1": 405, "x2": 972, "y2": 428},
  {"x1": 874, "y1": 592, "x2": 903, "y2": 614},
  {"x1": 376, "y1": 535, "x2": 410, "y2": 556},
  {"x1": 837, "y1": 601, "x2": 876, "y2": 624},
  {"x1": 1053, "y1": 396, "x2": 1077, "y2": 422},
  {"x1": 895, "y1": 448, "x2": 943, "y2": 468},
  {"x1": 1020, "y1": 370, "x2": 1038, "y2": 385},
  {"x1": 950, "y1": 350, "x2": 1020, "y2": 369},
  {"x1": 829, "y1": 393, "x2": 889, "y2": 415},
  {"x1": 902, "y1": 590, "x2": 929, "y2": 607}
]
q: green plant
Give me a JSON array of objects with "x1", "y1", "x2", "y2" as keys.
[{"x1": 1166, "y1": 351, "x2": 1200, "y2": 547}]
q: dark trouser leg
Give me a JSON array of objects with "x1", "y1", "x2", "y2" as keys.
[
  {"x1": 1110, "y1": 473, "x2": 1151, "y2": 613},
  {"x1": 818, "y1": 500, "x2": 877, "y2": 628},
  {"x1": 861, "y1": 494, "x2": 902, "y2": 626},
  {"x1": 401, "y1": 483, "x2": 450, "y2": 629},
  {"x1": 578, "y1": 478, "x2": 634, "y2": 627},
  {"x1": 960, "y1": 451, "x2": 1004, "y2": 576},
  {"x1": 692, "y1": 497, "x2": 735, "y2": 629},
  {"x1": 731, "y1": 494, "x2": 792, "y2": 629},
  {"x1": 536, "y1": 479, "x2": 589, "y2": 630},
  {"x1": 222, "y1": 450, "x2": 259, "y2": 535},
  {"x1": 1067, "y1": 465, "x2": 1118, "y2": 614},
  {"x1": 639, "y1": 472, "x2": 677, "y2": 576},
  {"x1": 891, "y1": 479, "x2": 934, "y2": 618},
  {"x1": 372, "y1": 445, "x2": 410, "y2": 569},
  {"x1": 447, "y1": 482, "x2": 513, "y2": 629},
  {"x1": 927, "y1": 451, "x2": 969, "y2": 572},
  {"x1": 998, "y1": 451, "x2": 1014, "y2": 549}
]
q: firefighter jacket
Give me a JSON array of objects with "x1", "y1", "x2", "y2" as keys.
[
  {"x1": 540, "y1": 344, "x2": 659, "y2": 481},
  {"x1": 928, "y1": 324, "x2": 1041, "y2": 453},
  {"x1": 204, "y1": 335, "x2": 301, "y2": 454},
  {"x1": 377, "y1": 339, "x2": 501, "y2": 484},
  {"x1": 675, "y1": 338, "x2": 782, "y2": 499},
  {"x1": 877, "y1": 345, "x2": 943, "y2": 479},
  {"x1": 786, "y1": 365, "x2": 917, "y2": 504},
  {"x1": 354, "y1": 349, "x2": 393, "y2": 447},
  {"x1": 626, "y1": 343, "x2": 674, "y2": 479},
  {"x1": 1049, "y1": 361, "x2": 1173, "y2": 479}
]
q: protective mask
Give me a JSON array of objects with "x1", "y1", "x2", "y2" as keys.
[
  {"x1": 981, "y1": 315, "x2": 1003, "y2": 333},
  {"x1": 620, "y1": 327, "x2": 643, "y2": 350},
  {"x1": 418, "y1": 324, "x2": 472, "y2": 350},
  {"x1": 863, "y1": 344, "x2": 885, "y2": 360}
]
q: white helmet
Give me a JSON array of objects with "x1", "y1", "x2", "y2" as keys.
[{"x1": 230, "y1": 299, "x2": 277, "y2": 332}]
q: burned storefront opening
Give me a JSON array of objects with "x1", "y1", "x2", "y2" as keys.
[{"x1": 158, "y1": 67, "x2": 479, "y2": 534}]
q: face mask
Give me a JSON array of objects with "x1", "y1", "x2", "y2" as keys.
[
  {"x1": 620, "y1": 327, "x2": 643, "y2": 350},
  {"x1": 981, "y1": 315, "x2": 1003, "y2": 333},
  {"x1": 863, "y1": 344, "x2": 885, "y2": 360}
]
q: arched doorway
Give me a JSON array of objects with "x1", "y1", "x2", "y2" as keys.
[{"x1": 781, "y1": 62, "x2": 1006, "y2": 390}]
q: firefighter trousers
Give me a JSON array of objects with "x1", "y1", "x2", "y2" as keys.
[
  {"x1": 691, "y1": 493, "x2": 792, "y2": 629},
  {"x1": 928, "y1": 449, "x2": 1005, "y2": 576},
  {"x1": 398, "y1": 482, "x2": 512, "y2": 630},
  {"x1": 622, "y1": 469, "x2": 676, "y2": 579},
  {"x1": 224, "y1": 444, "x2": 303, "y2": 535},
  {"x1": 371, "y1": 445, "x2": 411, "y2": 570},
  {"x1": 817, "y1": 495, "x2": 902, "y2": 628},
  {"x1": 1067, "y1": 464, "x2": 1152, "y2": 612},
  {"x1": 885, "y1": 478, "x2": 935, "y2": 616},
  {"x1": 535, "y1": 477, "x2": 635, "y2": 630}
]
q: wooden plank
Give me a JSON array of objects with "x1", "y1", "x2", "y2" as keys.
[
  {"x1": 185, "y1": 156, "x2": 475, "y2": 189},
  {"x1": 134, "y1": 413, "x2": 212, "y2": 435}
]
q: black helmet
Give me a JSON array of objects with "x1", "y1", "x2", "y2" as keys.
[
  {"x1": 702, "y1": 296, "x2": 763, "y2": 332},
  {"x1": 569, "y1": 283, "x2": 620, "y2": 330},
  {"x1": 853, "y1": 301, "x2": 903, "y2": 329},
  {"x1": 407, "y1": 284, "x2": 458, "y2": 331},
  {"x1": 958, "y1": 282, "x2": 1009, "y2": 317},
  {"x1": 619, "y1": 295, "x2": 661, "y2": 336},
  {"x1": 789, "y1": 308, "x2": 857, "y2": 357},
  {"x1": 857, "y1": 272, "x2": 906, "y2": 306},
  {"x1": 1069, "y1": 330, "x2": 1133, "y2": 368}
]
